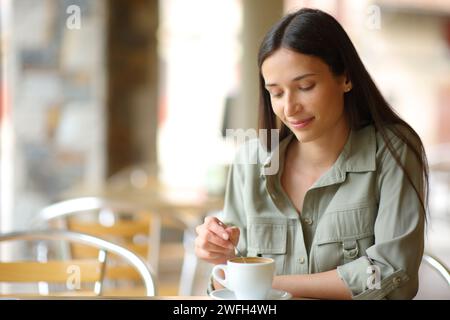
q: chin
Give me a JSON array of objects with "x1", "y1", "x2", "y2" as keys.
[{"x1": 293, "y1": 131, "x2": 317, "y2": 143}]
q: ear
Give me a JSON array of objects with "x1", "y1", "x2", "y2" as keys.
[{"x1": 343, "y1": 72, "x2": 352, "y2": 93}]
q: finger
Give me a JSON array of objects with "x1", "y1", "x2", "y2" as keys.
[
  {"x1": 195, "y1": 236, "x2": 233, "y2": 254},
  {"x1": 195, "y1": 224, "x2": 202, "y2": 235},
  {"x1": 196, "y1": 221, "x2": 232, "y2": 249},
  {"x1": 196, "y1": 218, "x2": 226, "y2": 238},
  {"x1": 196, "y1": 229, "x2": 234, "y2": 250},
  {"x1": 195, "y1": 223, "x2": 210, "y2": 236},
  {"x1": 204, "y1": 217, "x2": 230, "y2": 241},
  {"x1": 225, "y1": 226, "x2": 240, "y2": 246}
]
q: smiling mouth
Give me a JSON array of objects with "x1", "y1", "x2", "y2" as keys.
[{"x1": 289, "y1": 117, "x2": 315, "y2": 129}]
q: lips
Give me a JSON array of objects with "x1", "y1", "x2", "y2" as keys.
[
  {"x1": 289, "y1": 117, "x2": 314, "y2": 125},
  {"x1": 287, "y1": 116, "x2": 315, "y2": 129}
]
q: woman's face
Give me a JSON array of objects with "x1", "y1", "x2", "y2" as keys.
[{"x1": 261, "y1": 48, "x2": 350, "y2": 143}]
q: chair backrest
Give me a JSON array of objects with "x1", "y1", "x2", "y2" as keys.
[
  {"x1": 422, "y1": 253, "x2": 450, "y2": 285},
  {"x1": 36, "y1": 197, "x2": 163, "y2": 274},
  {"x1": 36, "y1": 196, "x2": 188, "y2": 289},
  {"x1": 415, "y1": 253, "x2": 450, "y2": 299},
  {"x1": 0, "y1": 229, "x2": 156, "y2": 296}
]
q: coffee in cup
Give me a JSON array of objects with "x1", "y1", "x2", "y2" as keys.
[{"x1": 212, "y1": 256, "x2": 275, "y2": 300}]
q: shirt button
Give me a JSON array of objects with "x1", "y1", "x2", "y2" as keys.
[
  {"x1": 298, "y1": 257, "x2": 306, "y2": 264},
  {"x1": 303, "y1": 217, "x2": 313, "y2": 225},
  {"x1": 393, "y1": 277, "x2": 402, "y2": 286}
]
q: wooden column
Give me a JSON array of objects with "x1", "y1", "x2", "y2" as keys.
[
  {"x1": 106, "y1": 0, "x2": 159, "y2": 176},
  {"x1": 234, "y1": 0, "x2": 283, "y2": 130}
]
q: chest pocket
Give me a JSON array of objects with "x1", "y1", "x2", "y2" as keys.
[
  {"x1": 247, "y1": 217, "x2": 288, "y2": 274},
  {"x1": 313, "y1": 205, "x2": 376, "y2": 272}
]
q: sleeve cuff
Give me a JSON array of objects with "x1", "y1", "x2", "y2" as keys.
[{"x1": 337, "y1": 257, "x2": 410, "y2": 300}]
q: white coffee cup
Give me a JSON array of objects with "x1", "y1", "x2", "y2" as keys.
[{"x1": 212, "y1": 256, "x2": 275, "y2": 300}]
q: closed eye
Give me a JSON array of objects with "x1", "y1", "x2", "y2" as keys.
[
  {"x1": 299, "y1": 84, "x2": 315, "y2": 91},
  {"x1": 268, "y1": 83, "x2": 315, "y2": 98},
  {"x1": 269, "y1": 91, "x2": 283, "y2": 98}
]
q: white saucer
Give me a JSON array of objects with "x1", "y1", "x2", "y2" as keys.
[{"x1": 209, "y1": 288, "x2": 292, "y2": 300}]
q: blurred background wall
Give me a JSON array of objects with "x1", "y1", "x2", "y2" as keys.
[{"x1": 1, "y1": 0, "x2": 107, "y2": 231}]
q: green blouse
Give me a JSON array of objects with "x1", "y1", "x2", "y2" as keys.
[{"x1": 221, "y1": 124, "x2": 425, "y2": 299}]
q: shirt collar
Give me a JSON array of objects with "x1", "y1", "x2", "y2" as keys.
[
  {"x1": 343, "y1": 125, "x2": 376, "y2": 173},
  {"x1": 260, "y1": 133, "x2": 294, "y2": 177},
  {"x1": 260, "y1": 124, "x2": 376, "y2": 177}
]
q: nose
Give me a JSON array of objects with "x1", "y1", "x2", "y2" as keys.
[{"x1": 284, "y1": 91, "x2": 301, "y2": 117}]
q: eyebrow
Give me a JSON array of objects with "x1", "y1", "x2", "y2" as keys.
[{"x1": 264, "y1": 73, "x2": 316, "y2": 87}]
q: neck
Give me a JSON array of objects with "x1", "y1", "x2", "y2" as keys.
[{"x1": 293, "y1": 118, "x2": 350, "y2": 171}]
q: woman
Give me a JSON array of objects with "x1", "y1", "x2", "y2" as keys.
[{"x1": 194, "y1": 8, "x2": 428, "y2": 300}]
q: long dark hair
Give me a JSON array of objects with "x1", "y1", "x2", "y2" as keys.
[{"x1": 257, "y1": 8, "x2": 428, "y2": 221}]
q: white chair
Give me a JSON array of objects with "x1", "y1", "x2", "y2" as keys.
[
  {"x1": 415, "y1": 252, "x2": 450, "y2": 299},
  {"x1": 0, "y1": 229, "x2": 156, "y2": 296},
  {"x1": 422, "y1": 253, "x2": 450, "y2": 285},
  {"x1": 35, "y1": 196, "x2": 186, "y2": 295}
]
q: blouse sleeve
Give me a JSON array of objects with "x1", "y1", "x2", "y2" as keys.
[{"x1": 337, "y1": 133, "x2": 425, "y2": 299}]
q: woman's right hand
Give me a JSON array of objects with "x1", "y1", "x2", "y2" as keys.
[{"x1": 194, "y1": 216, "x2": 240, "y2": 265}]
